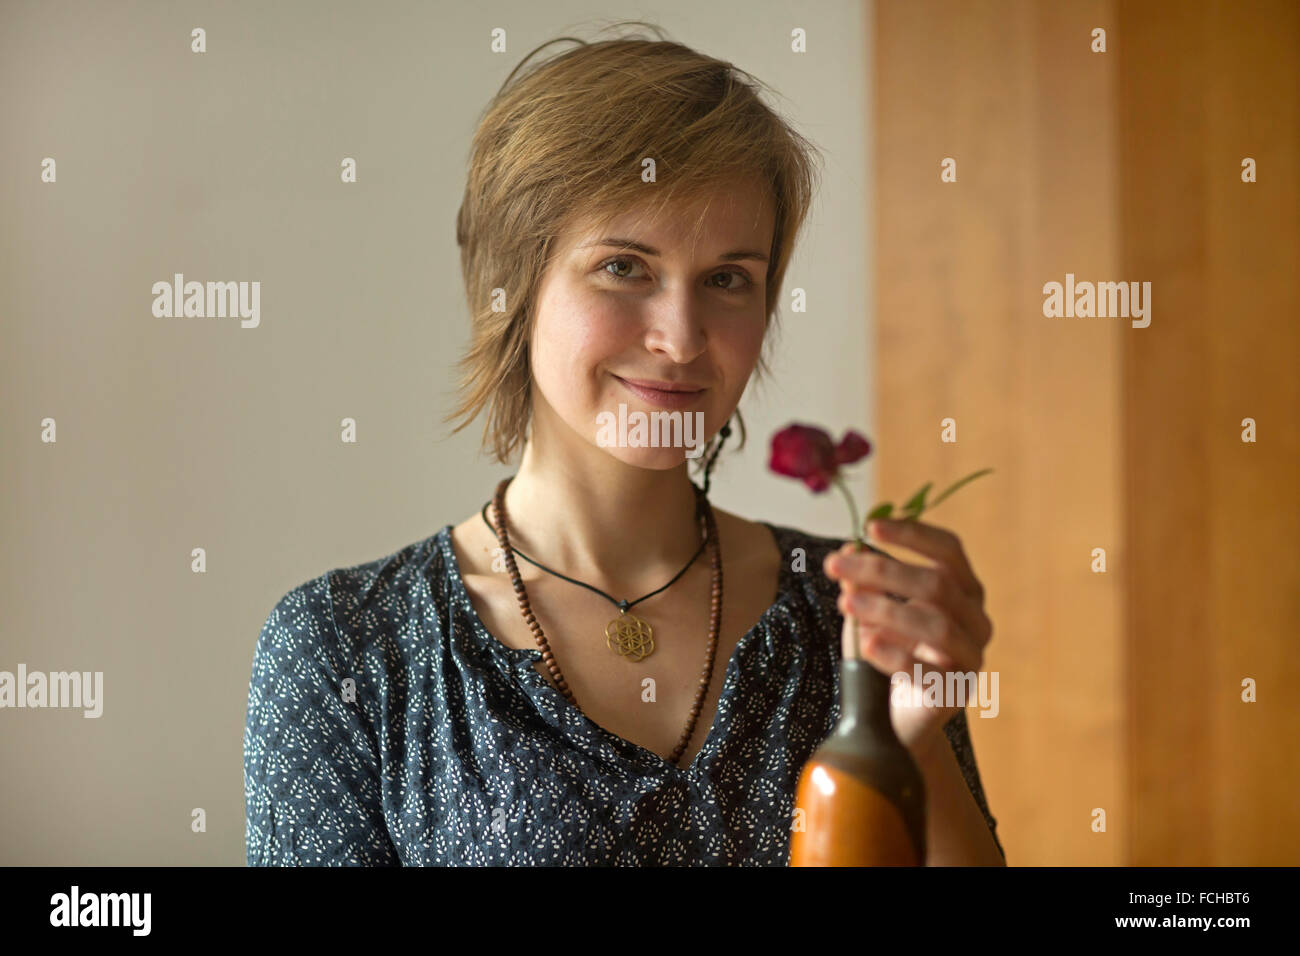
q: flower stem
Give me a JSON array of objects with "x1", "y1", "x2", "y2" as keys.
[{"x1": 832, "y1": 474, "x2": 865, "y2": 550}]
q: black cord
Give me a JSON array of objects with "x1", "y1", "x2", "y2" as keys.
[
  {"x1": 699, "y1": 420, "x2": 731, "y2": 498},
  {"x1": 480, "y1": 499, "x2": 706, "y2": 612},
  {"x1": 478, "y1": 418, "x2": 734, "y2": 612}
]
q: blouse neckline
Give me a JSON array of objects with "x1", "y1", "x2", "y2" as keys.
[{"x1": 434, "y1": 520, "x2": 801, "y2": 778}]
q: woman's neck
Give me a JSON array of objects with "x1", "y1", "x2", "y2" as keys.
[{"x1": 499, "y1": 438, "x2": 707, "y2": 597}]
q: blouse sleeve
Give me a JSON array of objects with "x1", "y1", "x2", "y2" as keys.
[
  {"x1": 941, "y1": 708, "x2": 1005, "y2": 860},
  {"x1": 243, "y1": 574, "x2": 399, "y2": 866}
]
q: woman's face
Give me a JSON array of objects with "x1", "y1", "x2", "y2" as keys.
[{"x1": 527, "y1": 179, "x2": 775, "y2": 470}]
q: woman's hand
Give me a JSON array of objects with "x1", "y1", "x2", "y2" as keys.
[{"x1": 822, "y1": 517, "x2": 993, "y2": 754}]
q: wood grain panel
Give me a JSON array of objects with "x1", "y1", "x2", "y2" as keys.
[
  {"x1": 875, "y1": 0, "x2": 1300, "y2": 865},
  {"x1": 1120, "y1": 0, "x2": 1300, "y2": 865},
  {"x1": 874, "y1": 0, "x2": 1124, "y2": 865}
]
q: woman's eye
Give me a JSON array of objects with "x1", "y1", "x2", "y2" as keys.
[
  {"x1": 707, "y1": 270, "x2": 753, "y2": 292},
  {"x1": 601, "y1": 258, "x2": 644, "y2": 282},
  {"x1": 598, "y1": 257, "x2": 754, "y2": 293}
]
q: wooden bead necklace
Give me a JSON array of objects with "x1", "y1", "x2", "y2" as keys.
[{"x1": 486, "y1": 473, "x2": 724, "y2": 767}]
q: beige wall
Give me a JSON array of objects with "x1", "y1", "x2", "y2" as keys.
[
  {"x1": 874, "y1": 0, "x2": 1300, "y2": 864},
  {"x1": 0, "y1": 2, "x2": 870, "y2": 863}
]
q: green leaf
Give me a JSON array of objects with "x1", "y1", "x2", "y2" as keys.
[
  {"x1": 866, "y1": 502, "x2": 894, "y2": 520},
  {"x1": 928, "y1": 468, "x2": 995, "y2": 510},
  {"x1": 901, "y1": 482, "x2": 931, "y2": 517}
]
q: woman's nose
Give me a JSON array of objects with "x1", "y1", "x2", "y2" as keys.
[{"x1": 642, "y1": 293, "x2": 708, "y2": 363}]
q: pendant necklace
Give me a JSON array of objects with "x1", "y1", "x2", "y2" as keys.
[{"x1": 479, "y1": 480, "x2": 710, "y2": 662}]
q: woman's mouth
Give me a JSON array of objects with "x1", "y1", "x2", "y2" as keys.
[{"x1": 613, "y1": 375, "x2": 707, "y2": 410}]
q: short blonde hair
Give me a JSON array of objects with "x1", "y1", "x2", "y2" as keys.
[{"x1": 443, "y1": 22, "x2": 823, "y2": 473}]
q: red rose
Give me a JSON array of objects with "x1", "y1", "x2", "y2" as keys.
[
  {"x1": 769, "y1": 420, "x2": 991, "y2": 547},
  {"x1": 834, "y1": 430, "x2": 872, "y2": 466},
  {"x1": 769, "y1": 424, "x2": 871, "y2": 493}
]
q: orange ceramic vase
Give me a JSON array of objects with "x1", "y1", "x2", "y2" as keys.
[{"x1": 788, "y1": 658, "x2": 926, "y2": 866}]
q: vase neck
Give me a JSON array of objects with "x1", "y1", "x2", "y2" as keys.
[{"x1": 836, "y1": 658, "x2": 895, "y2": 736}]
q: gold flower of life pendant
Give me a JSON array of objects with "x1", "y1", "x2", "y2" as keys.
[{"x1": 606, "y1": 607, "x2": 655, "y2": 661}]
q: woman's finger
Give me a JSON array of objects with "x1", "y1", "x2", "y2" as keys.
[
  {"x1": 867, "y1": 518, "x2": 984, "y2": 603},
  {"x1": 839, "y1": 588, "x2": 980, "y2": 672},
  {"x1": 826, "y1": 548, "x2": 991, "y2": 651},
  {"x1": 859, "y1": 628, "x2": 911, "y2": 673}
]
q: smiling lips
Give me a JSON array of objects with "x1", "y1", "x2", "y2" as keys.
[{"x1": 614, "y1": 375, "x2": 707, "y2": 409}]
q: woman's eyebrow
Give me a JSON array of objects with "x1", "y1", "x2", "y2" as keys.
[{"x1": 577, "y1": 237, "x2": 769, "y2": 263}]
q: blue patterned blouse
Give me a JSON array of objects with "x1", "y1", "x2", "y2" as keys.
[{"x1": 243, "y1": 521, "x2": 1004, "y2": 865}]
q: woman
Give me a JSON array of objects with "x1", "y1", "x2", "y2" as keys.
[{"x1": 244, "y1": 26, "x2": 1005, "y2": 866}]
